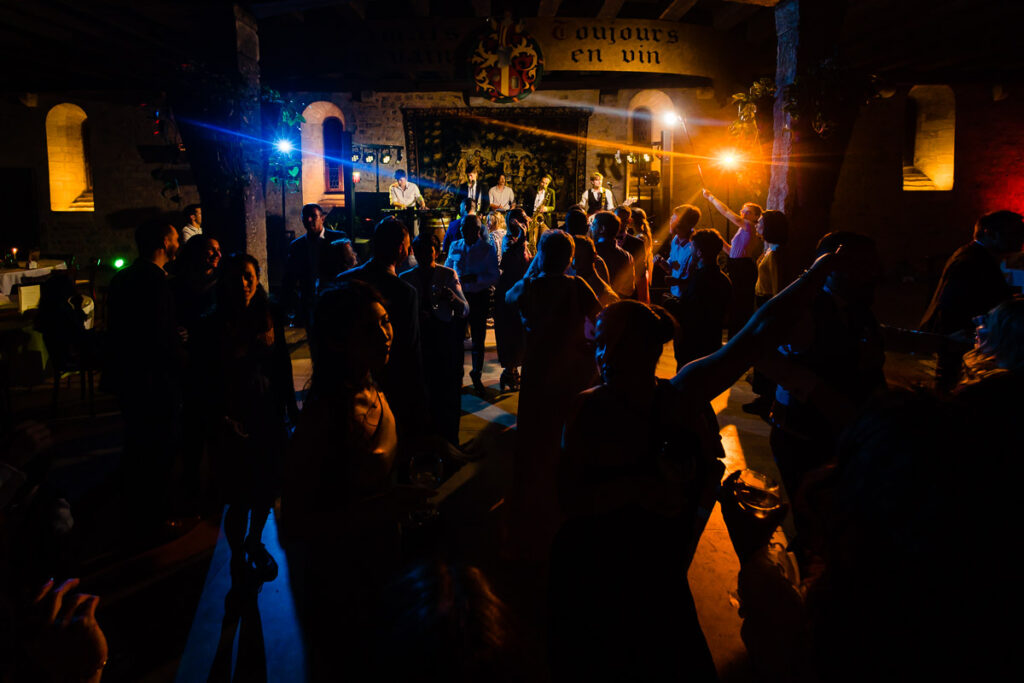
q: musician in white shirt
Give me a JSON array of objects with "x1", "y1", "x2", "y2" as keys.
[
  {"x1": 488, "y1": 174, "x2": 515, "y2": 211},
  {"x1": 581, "y1": 172, "x2": 615, "y2": 215},
  {"x1": 389, "y1": 169, "x2": 426, "y2": 209}
]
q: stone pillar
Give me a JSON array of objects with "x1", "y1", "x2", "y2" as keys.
[
  {"x1": 767, "y1": 0, "x2": 798, "y2": 215},
  {"x1": 233, "y1": 4, "x2": 269, "y2": 287}
]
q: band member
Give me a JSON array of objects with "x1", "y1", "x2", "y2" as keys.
[
  {"x1": 390, "y1": 169, "x2": 426, "y2": 209},
  {"x1": 524, "y1": 174, "x2": 557, "y2": 244},
  {"x1": 581, "y1": 172, "x2": 615, "y2": 215},
  {"x1": 488, "y1": 174, "x2": 515, "y2": 212},
  {"x1": 458, "y1": 169, "x2": 490, "y2": 215}
]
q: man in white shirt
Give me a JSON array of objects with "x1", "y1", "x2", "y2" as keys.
[
  {"x1": 581, "y1": 172, "x2": 615, "y2": 215},
  {"x1": 181, "y1": 204, "x2": 202, "y2": 243},
  {"x1": 702, "y1": 188, "x2": 764, "y2": 337},
  {"x1": 488, "y1": 174, "x2": 515, "y2": 211},
  {"x1": 655, "y1": 203, "x2": 702, "y2": 298},
  {"x1": 390, "y1": 169, "x2": 426, "y2": 209},
  {"x1": 445, "y1": 214, "x2": 499, "y2": 392}
]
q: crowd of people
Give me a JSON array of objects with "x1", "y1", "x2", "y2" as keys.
[{"x1": 1, "y1": 176, "x2": 1022, "y2": 680}]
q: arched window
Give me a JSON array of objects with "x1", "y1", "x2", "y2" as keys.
[
  {"x1": 46, "y1": 103, "x2": 94, "y2": 212},
  {"x1": 903, "y1": 85, "x2": 955, "y2": 191},
  {"x1": 301, "y1": 101, "x2": 347, "y2": 207},
  {"x1": 323, "y1": 117, "x2": 344, "y2": 194}
]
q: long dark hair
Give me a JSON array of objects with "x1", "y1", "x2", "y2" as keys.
[{"x1": 308, "y1": 279, "x2": 387, "y2": 398}]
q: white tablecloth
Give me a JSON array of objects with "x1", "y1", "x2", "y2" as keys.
[{"x1": 0, "y1": 260, "x2": 67, "y2": 295}]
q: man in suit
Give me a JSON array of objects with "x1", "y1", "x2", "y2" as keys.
[
  {"x1": 921, "y1": 210, "x2": 1023, "y2": 390},
  {"x1": 524, "y1": 174, "x2": 557, "y2": 243},
  {"x1": 338, "y1": 217, "x2": 428, "y2": 437},
  {"x1": 282, "y1": 203, "x2": 352, "y2": 328},
  {"x1": 458, "y1": 169, "x2": 489, "y2": 215}
]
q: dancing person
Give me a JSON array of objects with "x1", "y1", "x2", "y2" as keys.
[
  {"x1": 280, "y1": 281, "x2": 435, "y2": 681},
  {"x1": 702, "y1": 189, "x2": 764, "y2": 338},
  {"x1": 400, "y1": 235, "x2": 469, "y2": 445},
  {"x1": 655, "y1": 203, "x2": 701, "y2": 300},
  {"x1": 591, "y1": 211, "x2": 636, "y2": 300},
  {"x1": 745, "y1": 209, "x2": 790, "y2": 416},
  {"x1": 207, "y1": 253, "x2": 290, "y2": 583},
  {"x1": 625, "y1": 206, "x2": 652, "y2": 303},
  {"x1": 494, "y1": 209, "x2": 532, "y2": 392},
  {"x1": 485, "y1": 209, "x2": 507, "y2": 263},
  {"x1": 106, "y1": 219, "x2": 184, "y2": 545},
  {"x1": 282, "y1": 203, "x2": 348, "y2": 329},
  {"x1": 339, "y1": 217, "x2": 428, "y2": 438},
  {"x1": 671, "y1": 229, "x2": 733, "y2": 370},
  {"x1": 445, "y1": 214, "x2": 499, "y2": 393},
  {"x1": 921, "y1": 210, "x2": 1024, "y2": 391},
  {"x1": 571, "y1": 234, "x2": 618, "y2": 308},
  {"x1": 442, "y1": 198, "x2": 476, "y2": 255},
  {"x1": 505, "y1": 230, "x2": 601, "y2": 560},
  {"x1": 551, "y1": 300, "x2": 722, "y2": 682},
  {"x1": 181, "y1": 203, "x2": 203, "y2": 243}
]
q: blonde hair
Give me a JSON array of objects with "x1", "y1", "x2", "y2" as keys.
[
  {"x1": 486, "y1": 210, "x2": 506, "y2": 233},
  {"x1": 590, "y1": 171, "x2": 603, "y2": 181}
]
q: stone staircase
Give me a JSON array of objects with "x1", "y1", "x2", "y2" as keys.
[
  {"x1": 902, "y1": 166, "x2": 937, "y2": 191},
  {"x1": 69, "y1": 189, "x2": 94, "y2": 211}
]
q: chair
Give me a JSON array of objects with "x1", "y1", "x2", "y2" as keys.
[{"x1": 34, "y1": 271, "x2": 98, "y2": 416}]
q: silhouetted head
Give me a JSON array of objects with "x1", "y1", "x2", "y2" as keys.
[
  {"x1": 411, "y1": 233, "x2": 440, "y2": 268},
  {"x1": 183, "y1": 203, "x2": 202, "y2": 228},
  {"x1": 758, "y1": 210, "x2": 789, "y2": 245},
  {"x1": 595, "y1": 300, "x2": 676, "y2": 386},
  {"x1": 815, "y1": 231, "x2": 879, "y2": 305},
  {"x1": 973, "y1": 210, "x2": 1024, "y2": 254},
  {"x1": 589, "y1": 211, "x2": 621, "y2": 243},
  {"x1": 535, "y1": 230, "x2": 574, "y2": 275},
  {"x1": 311, "y1": 280, "x2": 392, "y2": 390},
  {"x1": 372, "y1": 217, "x2": 411, "y2": 267},
  {"x1": 302, "y1": 203, "x2": 325, "y2": 237},
  {"x1": 136, "y1": 218, "x2": 178, "y2": 262},
  {"x1": 564, "y1": 207, "x2": 588, "y2": 236},
  {"x1": 671, "y1": 204, "x2": 701, "y2": 240},
  {"x1": 572, "y1": 234, "x2": 597, "y2": 275},
  {"x1": 461, "y1": 214, "x2": 483, "y2": 244},
  {"x1": 690, "y1": 229, "x2": 726, "y2": 269}
]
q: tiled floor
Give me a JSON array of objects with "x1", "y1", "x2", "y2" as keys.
[{"x1": 175, "y1": 327, "x2": 791, "y2": 682}]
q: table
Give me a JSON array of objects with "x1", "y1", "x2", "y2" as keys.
[{"x1": 0, "y1": 259, "x2": 67, "y2": 296}]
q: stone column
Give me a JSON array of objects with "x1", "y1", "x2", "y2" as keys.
[
  {"x1": 233, "y1": 4, "x2": 268, "y2": 287},
  {"x1": 767, "y1": 0, "x2": 798, "y2": 215}
]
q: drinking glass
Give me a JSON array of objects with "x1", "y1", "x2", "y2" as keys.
[
  {"x1": 734, "y1": 468, "x2": 782, "y2": 519},
  {"x1": 408, "y1": 452, "x2": 443, "y2": 525}
]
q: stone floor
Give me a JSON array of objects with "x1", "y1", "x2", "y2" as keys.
[{"x1": 173, "y1": 327, "x2": 793, "y2": 682}]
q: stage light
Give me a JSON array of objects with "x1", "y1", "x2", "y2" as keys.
[
  {"x1": 274, "y1": 138, "x2": 294, "y2": 154},
  {"x1": 718, "y1": 150, "x2": 742, "y2": 169},
  {"x1": 113, "y1": 258, "x2": 125, "y2": 269},
  {"x1": 364, "y1": 150, "x2": 375, "y2": 164},
  {"x1": 626, "y1": 153, "x2": 636, "y2": 164},
  {"x1": 642, "y1": 153, "x2": 652, "y2": 163},
  {"x1": 381, "y1": 149, "x2": 393, "y2": 164},
  {"x1": 351, "y1": 149, "x2": 362, "y2": 163},
  {"x1": 662, "y1": 111, "x2": 682, "y2": 126}
]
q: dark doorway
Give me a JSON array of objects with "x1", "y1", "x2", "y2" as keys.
[{"x1": 0, "y1": 168, "x2": 40, "y2": 249}]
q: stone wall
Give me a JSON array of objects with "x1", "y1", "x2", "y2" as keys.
[
  {"x1": 283, "y1": 87, "x2": 746, "y2": 235},
  {"x1": 0, "y1": 93, "x2": 200, "y2": 264},
  {"x1": 830, "y1": 84, "x2": 1024, "y2": 281}
]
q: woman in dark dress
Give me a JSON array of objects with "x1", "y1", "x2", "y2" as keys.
[
  {"x1": 207, "y1": 253, "x2": 290, "y2": 582},
  {"x1": 504, "y1": 230, "x2": 601, "y2": 560},
  {"x1": 494, "y1": 207, "x2": 532, "y2": 391},
  {"x1": 550, "y1": 300, "x2": 723, "y2": 682}
]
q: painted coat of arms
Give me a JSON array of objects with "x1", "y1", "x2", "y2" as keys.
[{"x1": 470, "y1": 13, "x2": 544, "y2": 103}]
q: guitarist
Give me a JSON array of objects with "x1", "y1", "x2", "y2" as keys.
[{"x1": 581, "y1": 172, "x2": 615, "y2": 215}]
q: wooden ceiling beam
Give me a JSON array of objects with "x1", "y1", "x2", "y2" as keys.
[
  {"x1": 537, "y1": 0, "x2": 563, "y2": 17},
  {"x1": 597, "y1": 0, "x2": 627, "y2": 19},
  {"x1": 658, "y1": 0, "x2": 699, "y2": 21}
]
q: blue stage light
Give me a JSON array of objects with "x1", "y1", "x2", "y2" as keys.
[{"x1": 275, "y1": 139, "x2": 294, "y2": 153}]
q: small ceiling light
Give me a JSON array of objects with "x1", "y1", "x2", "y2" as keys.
[
  {"x1": 364, "y1": 150, "x2": 375, "y2": 164},
  {"x1": 351, "y1": 149, "x2": 362, "y2": 163},
  {"x1": 381, "y1": 149, "x2": 393, "y2": 164},
  {"x1": 642, "y1": 153, "x2": 652, "y2": 163},
  {"x1": 626, "y1": 153, "x2": 636, "y2": 164}
]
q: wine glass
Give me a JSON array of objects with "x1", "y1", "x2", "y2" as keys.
[
  {"x1": 408, "y1": 452, "x2": 443, "y2": 525},
  {"x1": 734, "y1": 469, "x2": 782, "y2": 520}
]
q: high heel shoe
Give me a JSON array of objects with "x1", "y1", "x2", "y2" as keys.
[{"x1": 470, "y1": 370, "x2": 485, "y2": 394}]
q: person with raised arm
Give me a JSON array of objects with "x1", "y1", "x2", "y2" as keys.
[{"x1": 702, "y1": 188, "x2": 764, "y2": 338}]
